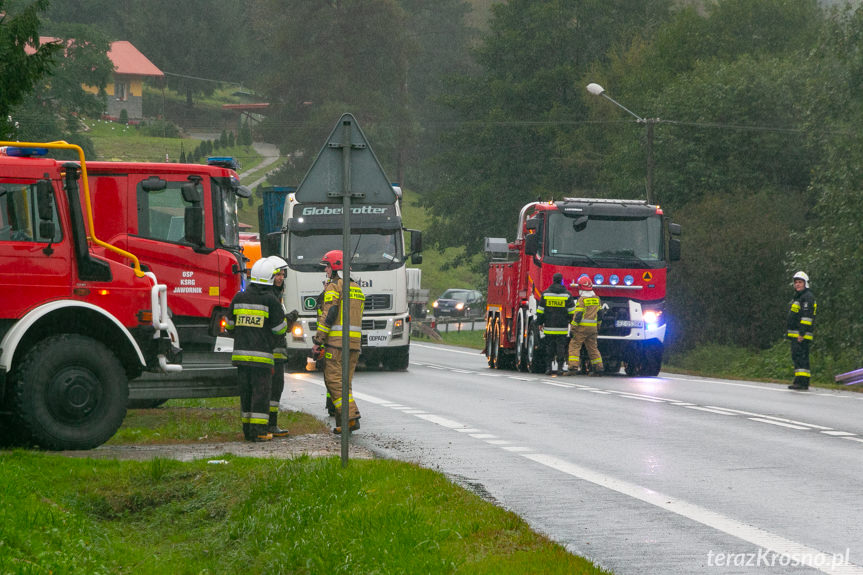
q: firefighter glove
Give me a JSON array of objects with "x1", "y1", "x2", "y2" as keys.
[{"x1": 286, "y1": 309, "x2": 299, "y2": 323}]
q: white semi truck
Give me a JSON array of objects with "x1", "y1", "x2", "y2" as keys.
[{"x1": 261, "y1": 188, "x2": 422, "y2": 370}]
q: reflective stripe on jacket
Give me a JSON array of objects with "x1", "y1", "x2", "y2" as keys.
[
  {"x1": 319, "y1": 277, "x2": 365, "y2": 350},
  {"x1": 536, "y1": 283, "x2": 575, "y2": 335},
  {"x1": 787, "y1": 288, "x2": 816, "y2": 341},
  {"x1": 226, "y1": 283, "x2": 287, "y2": 367},
  {"x1": 572, "y1": 292, "x2": 601, "y2": 330}
]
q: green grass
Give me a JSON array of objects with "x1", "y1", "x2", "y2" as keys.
[
  {"x1": 85, "y1": 118, "x2": 261, "y2": 167},
  {"x1": 110, "y1": 397, "x2": 329, "y2": 445},
  {"x1": 0, "y1": 451, "x2": 607, "y2": 574}
]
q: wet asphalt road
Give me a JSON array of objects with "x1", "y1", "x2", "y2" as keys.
[{"x1": 281, "y1": 342, "x2": 863, "y2": 575}]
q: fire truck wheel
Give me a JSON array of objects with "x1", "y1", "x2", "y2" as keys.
[{"x1": 13, "y1": 334, "x2": 128, "y2": 451}]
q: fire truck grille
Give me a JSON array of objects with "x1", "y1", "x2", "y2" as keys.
[
  {"x1": 364, "y1": 294, "x2": 391, "y2": 311},
  {"x1": 599, "y1": 301, "x2": 633, "y2": 337}
]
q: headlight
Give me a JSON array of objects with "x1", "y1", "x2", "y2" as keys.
[
  {"x1": 643, "y1": 310, "x2": 663, "y2": 327},
  {"x1": 609, "y1": 274, "x2": 619, "y2": 285},
  {"x1": 593, "y1": 274, "x2": 604, "y2": 285},
  {"x1": 455, "y1": 302, "x2": 465, "y2": 311},
  {"x1": 624, "y1": 275, "x2": 634, "y2": 286},
  {"x1": 433, "y1": 301, "x2": 439, "y2": 308},
  {"x1": 393, "y1": 318, "x2": 404, "y2": 336}
]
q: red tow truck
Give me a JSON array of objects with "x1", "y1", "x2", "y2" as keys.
[
  {"x1": 483, "y1": 198, "x2": 681, "y2": 376},
  {"x1": 0, "y1": 141, "x2": 182, "y2": 449}
]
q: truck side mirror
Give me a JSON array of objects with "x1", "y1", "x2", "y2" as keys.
[
  {"x1": 141, "y1": 176, "x2": 167, "y2": 192},
  {"x1": 669, "y1": 238, "x2": 681, "y2": 261},
  {"x1": 181, "y1": 182, "x2": 201, "y2": 204},
  {"x1": 263, "y1": 231, "x2": 281, "y2": 258},
  {"x1": 669, "y1": 222, "x2": 681, "y2": 236},
  {"x1": 36, "y1": 179, "x2": 54, "y2": 221},
  {"x1": 184, "y1": 206, "x2": 204, "y2": 246},
  {"x1": 572, "y1": 215, "x2": 588, "y2": 232},
  {"x1": 524, "y1": 233, "x2": 539, "y2": 256}
]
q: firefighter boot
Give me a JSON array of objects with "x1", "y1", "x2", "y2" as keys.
[
  {"x1": 332, "y1": 419, "x2": 361, "y2": 435},
  {"x1": 589, "y1": 365, "x2": 604, "y2": 377},
  {"x1": 242, "y1": 422, "x2": 251, "y2": 441},
  {"x1": 325, "y1": 394, "x2": 337, "y2": 417},
  {"x1": 248, "y1": 424, "x2": 273, "y2": 442},
  {"x1": 268, "y1": 412, "x2": 289, "y2": 438}
]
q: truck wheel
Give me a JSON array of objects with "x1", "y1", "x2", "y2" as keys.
[
  {"x1": 638, "y1": 342, "x2": 663, "y2": 377},
  {"x1": 13, "y1": 334, "x2": 128, "y2": 450},
  {"x1": 526, "y1": 324, "x2": 545, "y2": 374},
  {"x1": 515, "y1": 313, "x2": 528, "y2": 372},
  {"x1": 384, "y1": 346, "x2": 410, "y2": 371},
  {"x1": 488, "y1": 319, "x2": 501, "y2": 368}
]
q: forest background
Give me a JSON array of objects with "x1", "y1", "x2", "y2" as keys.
[{"x1": 3, "y1": 0, "x2": 863, "y2": 378}]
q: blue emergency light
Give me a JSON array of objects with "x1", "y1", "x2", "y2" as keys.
[
  {"x1": 1, "y1": 146, "x2": 49, "y2": 157},
  {"x1": 207, "y1": 156, "x2": 240, "y2": 171}
]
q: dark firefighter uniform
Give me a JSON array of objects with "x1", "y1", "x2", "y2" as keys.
[
  {"x1": 536, "y1": 274, "x2": 575, "y2": 376},
  {"x1": 568, "y1": 285, "x2": 604, "y2": 376},
  {"x1": 787, "y1": 285, "x2": 816, "y2": 389},
  {"x1": 226, "y1": 283, "x2": 287, "y2": 440},
  {"x1": 315, "y1": 276, "x2": 365, "y2": 430}
]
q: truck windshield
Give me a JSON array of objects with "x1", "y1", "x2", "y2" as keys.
[
  {"x1": 212, "y1": 177, "x2": 240, "y2": 248},
  {"x1": 546, "y1": 212, "x2": 664, "y2": 266},
  {"x1": 288, "y1": 230, "x2": 404, "y2": 272}
]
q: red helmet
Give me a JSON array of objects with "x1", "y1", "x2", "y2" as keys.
[
  {"x1": 320, "y1": 250, "x2": 343, "y2": 271},
  {"x1": 577, "y1": 276, "x2": 593, "y2": 290}
]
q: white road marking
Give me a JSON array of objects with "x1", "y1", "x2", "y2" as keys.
[
  {"x1": 822, "y1": 431, "x2": 857, "y2": 437},
  {"x1": 706, "y1": 406, "x2": 833, "y2": 430},
  {"x1": 748, "y1": 417, "x2": 811, "y2": 430},
  {"x1": 685, "y1": 406, "x2": 737, "y2": 416},
  {"x1": 521, "y1": 453, "x2": 863, "y2": 575}
]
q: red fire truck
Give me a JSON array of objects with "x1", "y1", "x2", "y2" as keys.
[
  {"x1": 0, "y1": 141, "x2": 182, "y2": 450},
  {"x1": 484, "y1": 198, "x2": 681, "y2": 377},
  {"x1": 84, "y1": 157, "x2": 251, "y2": 402}
]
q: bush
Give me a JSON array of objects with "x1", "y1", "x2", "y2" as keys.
[{"x1": 137, "y1": 118, "x2": 181, "y2": 138}]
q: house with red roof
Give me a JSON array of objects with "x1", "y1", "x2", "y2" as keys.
[{"x1": 34, "y1": 38, "x2": 163, "y2": 122}]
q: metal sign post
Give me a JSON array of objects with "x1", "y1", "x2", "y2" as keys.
[{"x1": 294, "y1": 113, "x2": 396, "y2": 466}]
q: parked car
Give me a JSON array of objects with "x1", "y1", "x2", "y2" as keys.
[{"x1": 432, "y1": 289, "x2": 484, "y2": 318}]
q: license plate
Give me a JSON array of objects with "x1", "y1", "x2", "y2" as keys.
[
  {"x1": 615, "y1": 320, "x2": 644, "y2": 328},
  {"x1": 365, "y1": 330, "x2": 390, "y2": 346}
]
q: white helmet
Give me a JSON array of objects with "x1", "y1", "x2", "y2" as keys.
[
  {"x1": 793, "y1": 271, "x2": 809, "y2": 288},
  {"x1": 266, "y1": 255, "x2": 288, "y2": 272},
  {"x1": 250, "y1": 258, "x2": 277, "y2": 285}
]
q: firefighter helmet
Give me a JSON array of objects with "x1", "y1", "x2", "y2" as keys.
[
  {"x1": 577, "y1": 276, "x2": 593, "y2": 290},
  {"x1": 320, "y1": 250, "x2": 343, "y2": 271},
  {"x1": 267, "y1": 255, "x2": 288, "y2": 272},
  {"x1": 250, "y1": 258, "x2": 278, "y2": 286},
  {"x1": 793, "y1": 271, "x2": 809, "y2": 288},
  {"x1": 552, "y1": 273, "x2": 564, "y2": 285}
]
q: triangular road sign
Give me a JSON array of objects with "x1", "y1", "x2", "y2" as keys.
[{"x1": 294, "y1": 113, "x2": 396, "y2": 205}]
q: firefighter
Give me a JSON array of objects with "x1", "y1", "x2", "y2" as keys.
[
  {"x1": 312, "y1": 250, "x2": 364, "y2": 434},
  {"x1": 225, "y1": 258, "x2": 288, "y2": 442},
  {"x1": 566, "y1": 276, "x2": 604, "y2": 376},
  {"x1": 536, "y1": 272, "x2": 575, "y2": 376},
  {"x1": 265, "y1": 256, "x2": 299, "y2": 437},
  {"x1": 787, "y1": 271, "x2": 817, "y2": 390}
]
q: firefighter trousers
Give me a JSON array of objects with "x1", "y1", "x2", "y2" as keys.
[
  {"x1": 544, "y1": 334, "x2": 568, "y2": 372},
  {"x1": 568, "y1": 327, "x2": 604, "y2": 373},
  {"x1": 791, "y1": 339, "x2": 811, "y2": 387},
  {"x1": 270, "y1": 360, "x2": 285, "y2": 428},
  {"x1": 238, "y1": 365, "x2": 273, "y2": 439},
  {"x1": 323, "y1": 347, "x2": 361, "y2": 424}
]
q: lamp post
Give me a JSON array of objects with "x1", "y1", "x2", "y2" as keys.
[{"x1": 586, "y1": 82, "x2": 658, "y2": 205}]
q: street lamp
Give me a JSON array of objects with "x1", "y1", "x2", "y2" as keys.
[{"x1": 586, "y1": 83, "x2": 659, "y2": 205}]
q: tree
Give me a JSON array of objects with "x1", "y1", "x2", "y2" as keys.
[
  {"x1": 424, "y1": 0, "x2": 675, "y2": 260},
  {"x1": 0, "y1": 0, "x2": 59, "y2": 139}
]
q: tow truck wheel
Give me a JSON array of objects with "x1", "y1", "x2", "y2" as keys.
[
  {"x1": 515, "y1": 313, "x2": 528, "y2": 372},
  {"x1": 526, "y1": 323, "x2": 545, "y2": 373},
  {"x1": 489, "y1": 319, "x2": 502, "y2": 368},
  {"x1": 13, "y1": 334, "x2": 128, "y2": 451},
  {"x1": 485, "y1": 317, "x2": 498, "y2": 368}
]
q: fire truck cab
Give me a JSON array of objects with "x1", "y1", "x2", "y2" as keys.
[{"x1": 0, "y1": 142, "x2": 181, "y2": 449}]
